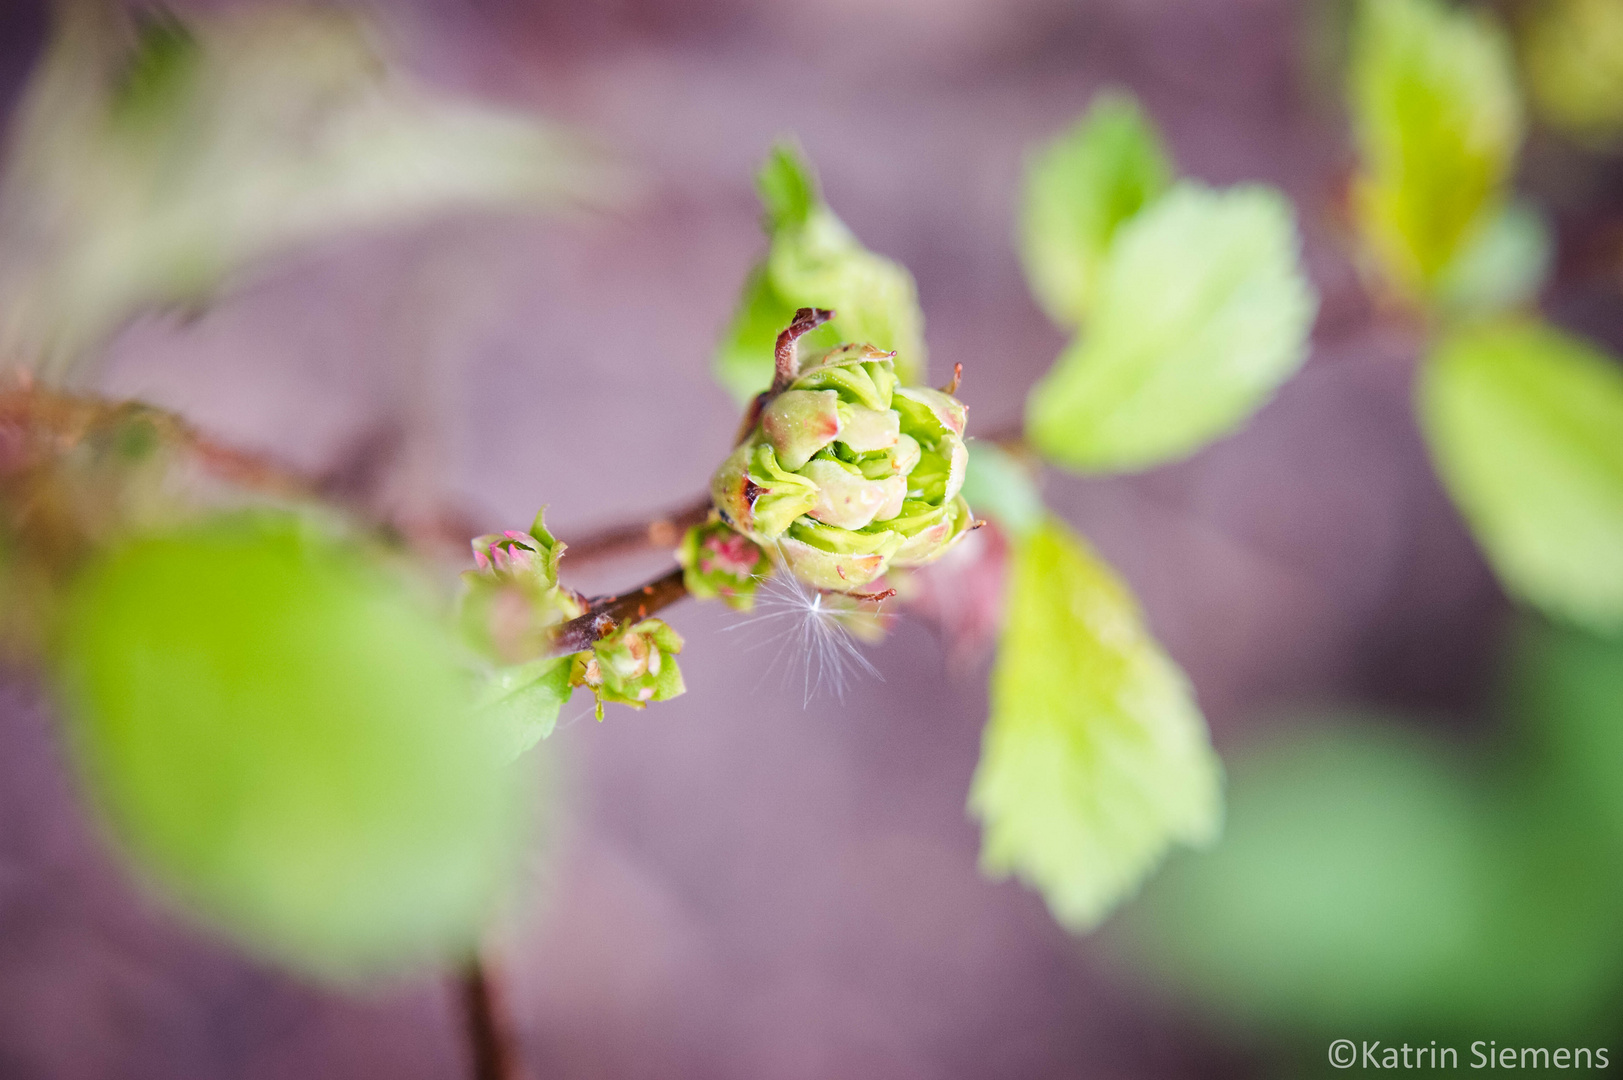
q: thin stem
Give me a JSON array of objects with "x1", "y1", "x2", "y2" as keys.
[
  {"x1": 0, "y1": 380, "x2": 697, "y2": 566},
  {"x1": 1, "y1": 380, "x2": 320, "y2": 496},
  {"x1": 459, "y1": 958, "x2": 526, "y2": 1080},
  {"x1": 562, "y1": 496, "x2": 711, "y2": 564},
  {"x1": 547, "y1": 564, "x2": 688, "y2": 655},
  {"x1": 770, "y1": 306, "x2": 833, "y2": 394}
]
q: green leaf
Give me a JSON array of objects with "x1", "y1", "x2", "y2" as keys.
[
  {"x1": 1505, "y1": 619, "x2": 1623, "y2": 849},
  {"x1": 476, "y1": 655, "x2": 574, "y2": 759},
  {"x1": 969, "y1": 517, "x2": 1222, "y2": 931},
  {"x1": 758, "y1": 143, "x2": 820, "y2": 232},
  {"x1": 1024, "y1": 183, "x2": 1317, "y2": 472},
  {"x1": 1130, "y1": 719, "x2": 1623, "y2": 1035},
  {"x1": 1347, "y1": 0, "x2": 1522, "y2": 299},
  {"x1": 1018, "y1": 93, "x2": 1172, "y2": 327},
  {"x1": 55, "y1": 514, "x2": 524, "y2": 979},
  {"x1": 958, "y1": 440, "x2": 1044, "y2": 539},
  {"x1": 1419, "y1": 319, "x2": 1623, "y2": 632},
  {"x1": 0, "y1": 3, "x2": 617, "y2": 376},
  {"x1": 714, "y1": 265, "x2": 832, "y2": 404},
  {"x1": 1132, "y1": 723, "x2": 1493, "y2": 1031},
  {"x1": 713, "y1": 143, "x2": 925, "y2": 403}
]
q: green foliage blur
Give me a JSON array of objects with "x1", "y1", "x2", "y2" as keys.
[
  {"x1": 1019, "y1": 93, "x2": 1171, "y2": 327},
  {"x1": 0, "y1": 0, "x2": 614, "y2": 375},
  {"x1": 1340, "y1": 0, "x2": 1623, "y2": 635},
  {"x1": 0, "y1": 0, "x2": 605, "y2": 983},
  {"x1": 1521, "y1": 0, "x2": 1623, "y2": 148},
  {"x1": 1421, "y1": 320, "x2": 1623, "y2": 634},
  {"x1": 713, "y1": 144, "x2": 926, "y2": 402},
  {"x1": 1127, "y1": 621, "x2": 1623, "y2": 1050},
  {"x1": 945, "y1": 90, "x2": 1320, "y2": 932},
  {"x1": 1347, "y1": 0, "x2": 1522, "y2": 300},
  {"x1": 1114, "y1": 0, "x2": 1623, "y2": 1064},
  {"x1": 57, "y1": 515, "x2": 525, "y2": 980}
]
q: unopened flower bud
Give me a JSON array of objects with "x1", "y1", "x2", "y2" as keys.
[
  {"x1": 575, "y1": 618, "x2": 686, "y2": 719},
  {"x1": 678, "y1": 517, "x2": 771, "y2": 609},
  {"x1": 711, "y1": 342, "x2": 972, "y2": 592},
  {"x1": 468, "y1": 506, "x2": 565, "y2": 590},
  {"x1": 460, "y1": 507, "x2": 582, "y2": 663}
]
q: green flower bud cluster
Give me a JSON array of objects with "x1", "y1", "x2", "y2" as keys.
[
  {"x1": 460, "y1": 508, "x2": 582, "y2": 664},
  {"x1": 574, "y1": 618, "x2": 685, "y2": 720},
  {"x1": 678, "y1": 517, "x2": 771, "y2": 609},
  {"x1": 461, "y1": 508, "x2": 688, "y2": 728},
  {"x1": 711, "y1": 343, "x2": 972, "y2": 591}
]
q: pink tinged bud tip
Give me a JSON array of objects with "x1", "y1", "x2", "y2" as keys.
[{"x1": 703, "y1": 533, "x2": 761, "y2": 576}]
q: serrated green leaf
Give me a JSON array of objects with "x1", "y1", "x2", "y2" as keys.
[
  {"x1": 713, "y1": 143, "x2": 925, "y2": 403},
  {"x1": 1024, "y1": 183, "x2": 1317, "y2": 473},
  {"x1": 55, "y1": 514, "x2": 524, "y2": 980},
  {"x1": 969, "y1": 517, "x2": 1222, "y2": 932},
  {"x1": 1420, "y1": 319, "x2": 1623, "y2": 632},
  {"x1": 1019, "y1": 93, "x2": 1172, "y2": 327},
  {"x1": 0, "y1": 3, "x2": 616, "y2": 376},
  {"x1": 1348, "y1": 0, "x2": 1522, "y2": 299},
  {"x1": 476, "y1": 654, "x2": 574, "y2": 759}
]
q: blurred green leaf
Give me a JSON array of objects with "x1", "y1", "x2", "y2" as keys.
[
  {"x1": 958, "y1": 440, "x2": 1044, "y2": 540},
  {"x1": 969, "y1": 516, "x2": 1221, "y2": 931},
  {"x1": 1019, "y1": 93, "x2": 1172, "y2": 328},
  {"x1": 1522, "y1": 0, "x2": 1623, "y2": 148},
  {"x1": 476, "y1": 655, "x2": 574, "y2": 760},
  {"x1": 1420, "y1": 319, "x2": 1623, "y2": 633},
  {"x1": 1134, "y1": 724, "x2": 1493, "y2": 1031},
  {"x1": 55, "y1": 514, "x2": 523, "y2": 979},
  {"x1": 1025, "y1": 183, "x2": 1317, "y2": 472},
  {"x1": 1348, "y1": 0, "x2": 1522, "y2": 300},
  {"x1": 714, "y1": 143, "x2": 925, "y2": 403},
  {"x1": 1504, "y1": 619, "x2": 1623, "y2": 846},
  {"x1": 1131, "y1": 719, "x2": 1623, "y2": 1036},
  {"x1": 1433, "y1": 200, "x2": 1551, "y2": 319},
  {"x1": 0, "y1": 2, "x2": 617, "y2": 375},
  {"x1": 758, "y1": 144, "x2": 819, "y2": 232}
]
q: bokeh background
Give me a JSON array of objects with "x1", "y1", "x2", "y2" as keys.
[{"x1": 1, "y1": 0, "x2": 1620, "y2": 1077}]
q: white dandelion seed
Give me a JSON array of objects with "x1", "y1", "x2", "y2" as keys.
[{"x1": 723, "y1": 569, "x2": 884, "y2": 706}]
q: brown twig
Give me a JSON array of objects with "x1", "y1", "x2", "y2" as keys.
[
  {"x1": 1, "y1": 381, "x2": 328, "y2": 499},
  {"x1": 562, "y1": 496, "x2": 711, "y2": 564},
  {"x1": 0, "y1": 380, "x2": 709, "y2": 566},
  {"x1": 547, "y1": 564, "x2": 688, "y2": 655},
  {"x1": 459, "y1": 958, "x2": 526, "y2": 1080}
]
